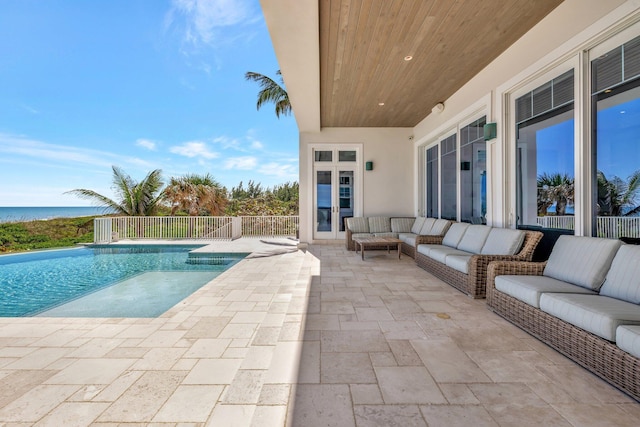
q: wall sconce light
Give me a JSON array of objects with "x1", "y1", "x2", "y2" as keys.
[
  {"x1": 432, "y1": 102, "x2": 445, "y2": 114},
  {"x1": 460, "y1": 161, "x2": 471, "y2": 171},
  {"x1": 483, "y1": 122, "x2": 497, "y2": 141},
  {"x1": 365, "y1": 161, "x2": 374, "y2": 171}
]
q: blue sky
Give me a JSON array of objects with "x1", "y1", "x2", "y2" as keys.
[{"x1": 0, "y1": 0, "x2": 299, "y2": 206}]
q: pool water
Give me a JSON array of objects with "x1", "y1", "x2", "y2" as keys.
[{"x1": 0, "y1": 245, "x2": 245, "y2": 317}]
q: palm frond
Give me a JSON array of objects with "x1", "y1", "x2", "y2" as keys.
[{"x1": 245, "y1": 70, "x2": 291, "y2": 118}]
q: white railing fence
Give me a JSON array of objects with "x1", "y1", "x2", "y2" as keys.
[
  {"x1": 536, "y1": 215, "x2": 640, "y2": 239},
  {"x1": 94, "y1": 216, "x2": 299, "y2": 243}
]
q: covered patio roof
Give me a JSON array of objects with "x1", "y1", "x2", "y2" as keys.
[{"x1": 261, "y1": 0, "x2": 564, "y2": 131}]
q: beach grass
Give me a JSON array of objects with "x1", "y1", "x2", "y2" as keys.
[{"x1": 0, "y1": 216, "x2": 95, "y2": 253}]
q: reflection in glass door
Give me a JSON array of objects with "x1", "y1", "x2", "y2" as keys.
[
  {"x1": 316, "y1": 170, "x2": 332, "y2": 233},
  {"x1": 338, "y1": 170, "x2": 354, "y2": 232}
]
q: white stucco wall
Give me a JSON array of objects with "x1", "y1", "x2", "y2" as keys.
[
  {"x1": 410, "y1": 0, "x2": 636, "y2": 228},
  {"x1": 299, "y1": 127, "x2": 413, "y2": 243}
]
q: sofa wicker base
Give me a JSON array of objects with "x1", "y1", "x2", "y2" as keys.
[
  {"x1": 414, "y1": 231, "x2": 542, "y2": 299},
  {"x1": 401, "y1": 242, "x2": 416, "y2": 259},
  {"x1": 487, "y1": 285, "x2": 640, "y2": 402},
  {"x1": 416, "y1": 252, "x2": 475, "y2": 297}
]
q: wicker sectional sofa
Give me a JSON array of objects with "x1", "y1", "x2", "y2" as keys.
[
  {"x1": 345, "y1": 216, "x2": 452, "y2": 255},
  {"x1": 415, "y1": 223, "x2": 543, "y2": 299},
  {"x1": 345, "y1": 216, "x2": 409, "y2": 251},
  {"x1": 486, "y1": 236, "x2": 640, "y2": 401}
]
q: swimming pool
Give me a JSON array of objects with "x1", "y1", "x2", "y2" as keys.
[{"x1": 0, "y1": 245, "x2": 246, "y2": 317}]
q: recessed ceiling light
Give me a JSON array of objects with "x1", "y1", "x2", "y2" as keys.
[
  {"x1": 378, "y1": 102, "x2": 385, "y2": 106},
  {"x1": 404, "y1": 55, "x2": 413, "y2": 61}
]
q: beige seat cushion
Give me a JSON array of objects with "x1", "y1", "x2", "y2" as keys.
[
  {"x1": 351, "y1": 233, "x2": 373, "y2": 240},
  {"x1": 416, "y1": 244, "x2": 443, "y2": 257},
  {"x1": 540, "y1": 293, "x2": 640, "y2": 341},
  {"x1": 398, "y1": 233, "x2": 417, "y2": 245},
  {"x1": 543, "y1": 236, "x2": 622, "y2": 291},
  {"x1": 616, "y1": 325, "x2": 640, "y2": 358},
  {"x1": 495, "y1": 275, "x2": 596, "y2": 308},
  {"x1": 428, "y1": 247, "x2": 471, "y2": 264},
  {"x1": 445, "y1": 255, "x2": 472, "y2": 274},
  {"x1": 373, "y1": 232, "x2": 398, "y2": 238}
]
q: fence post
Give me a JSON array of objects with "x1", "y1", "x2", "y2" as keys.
[{"x1": 232, "y1": 217, "x2": 243, "y2": 240}]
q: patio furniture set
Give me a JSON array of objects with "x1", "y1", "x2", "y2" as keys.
[{"x1": 345, "y1": 216, "x2": 640, "y2": 401}]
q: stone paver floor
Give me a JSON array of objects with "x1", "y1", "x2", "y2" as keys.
[{"x1": 0, "y1": 242, "x2": 638, "y2": 426}]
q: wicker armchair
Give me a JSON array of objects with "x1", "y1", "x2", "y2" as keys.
[{"x1": 416, "y1": 230, "x2": 542, "y2": 299}]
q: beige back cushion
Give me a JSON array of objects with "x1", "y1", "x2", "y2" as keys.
[
  {"x1": 442, "y1": 223, "x2": 470, "y2": 248},
  {"x1": 346, "y1": 217, "x2": 369, "y2": 233},
  {"x1": 428, "y1": 219, "x2": 451, "y2": 236},
  {"x1": 481, "y1": 228, "x2": 526, "y2": 255},
  {"x1": 411, "y1": 217, "x2": 426, "y2": 234},
  {"x1": 599, "y1": 245, "x2": 640, "y2": 304},
  {"x1": 368, "y1": 217, "x2": 391, "y2": 233},
  {"x1": 543, "y1": 236, "x2": 622, "y2": 291},
  {"x1": 419, "y1": 218, "x2": 437, "y2": 235},
  {"x1": 457, "y1": 225, "x2": 492, "y2": 254},
  {"x1": 391, "y1": 217, "x2": 415, "y2": 233}
]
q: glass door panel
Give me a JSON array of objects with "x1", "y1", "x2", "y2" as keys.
[
  {"x1": 316, "y1": 170, "x2": 332, "y2": 233},
  {"x1": 338, "y1": 170, "x2": 354, "y2": 232}
]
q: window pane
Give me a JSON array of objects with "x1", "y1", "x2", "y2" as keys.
[
  {"x1": 440, "y1": 134, "x2": 457, "y2": 220},
  {"x1": 516, "y1": 108, "x2": 574, "y2": 229},
  {"x1": 338, "y1": 170, "x2": 354, "y2": 232},
  {"x1": 426, "y1": 146, "x2": 439, "y2": 217},
  {"x1": 314, "y1": 150, "x2": 332, "y2": 162},
  {"x1": 338, "y1": 150, "x2": 356, "y2": 161},
  {"x1": 515, "y1": 70, "x2": 575, "y2": 231},
  {"x1": 593, "y1": 83, "x2": 640, "y2": 238},
  {"x1": 460, "y1": 117, "x2": 487, "y2": 223},
  {"x1": 591, "y1": 35, "x2": 640, "y2": 239},
  {"x1": 316, "y1": 171, "x2": 332, "y2": 232}
]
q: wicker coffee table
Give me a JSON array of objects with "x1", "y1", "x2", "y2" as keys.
[{"x1": 352, "y1": 236, "x2": 402, "y2": 260}]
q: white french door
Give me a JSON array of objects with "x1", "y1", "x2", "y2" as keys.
[
  {"x1": 314, "y1": 166, "x2": 357, "y2": 239},
  {"x1": 311, "y1": 145, "x2": 361, "y2": 240}
]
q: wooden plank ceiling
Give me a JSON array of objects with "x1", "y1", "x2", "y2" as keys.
[{"x1": 319, "y1": 0, "x2": 564, "y2": 127}]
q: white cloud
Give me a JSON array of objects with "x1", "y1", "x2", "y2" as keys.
[
  {"x1": 213, "y1": 135, "x2": 241, "y2": 150},
  {"x1": 224, "y1": 156, "x2": 257, "y2": 170},
  {"x1": 170, "y1": 140, "x2": 219, "y2": 159},
  {"x1": 136, "y1": 139, "x2": 157, "y2": 151},
  {"x1": 250, "y1": 139, "x2": 263, "y2": 150},
  {"x1": 0, "y1": 133, "x2": 152, "y2": 169},
  {"x1": 258, "y1": 162, "x2": 298, "y2": 180},
  {"x1": 20, "y1": 104, "x2": 39, "y2": 114},
  {"x1": 168, "y1": 0, "x2": 256, "y2": 47}
]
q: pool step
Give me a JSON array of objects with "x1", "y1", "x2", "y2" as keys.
[{"x1": 185, "y1": 252, "x2": 241, "y2": 265}]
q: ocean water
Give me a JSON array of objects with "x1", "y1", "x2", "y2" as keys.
[{"x1": 0, "y1": 206, "x2": 113, "y2": 223}]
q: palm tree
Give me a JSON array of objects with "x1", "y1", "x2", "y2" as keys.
[
  {"x1": 597, "y1": 170, "x2": 640, "y2": 216},
  {"x1": 244, "y1": 70, "x2": 291, "y2": 118},
  {"x1": 164, "y1": 174, "x2": 228, "y2": 216},
  {"x1": 66, "y1": 166, "x2": 164, "y2": 216},
  {"x1": 537, "y1": 172, "x2": 574, "y2": 216}
]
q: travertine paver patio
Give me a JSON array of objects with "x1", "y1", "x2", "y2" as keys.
[{"x1": 0, "y1": 242, "x2": 639, "y2": 426}]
